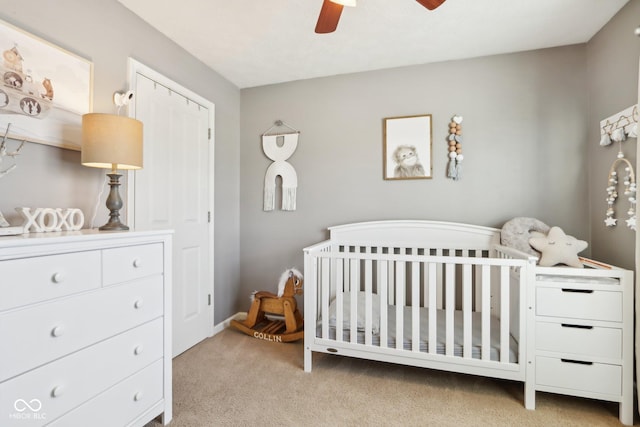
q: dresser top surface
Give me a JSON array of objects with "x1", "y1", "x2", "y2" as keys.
[{"x1": 0, "y1": 228, "x2": 173, "y2": 252}]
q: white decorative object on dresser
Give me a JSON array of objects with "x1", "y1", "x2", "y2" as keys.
[
  {"x1": 0, "y1": 229, "x2": 172, "y2": 427},
  {"x1": 528, "y1": 261, "x2": 634, "y2": 425}
]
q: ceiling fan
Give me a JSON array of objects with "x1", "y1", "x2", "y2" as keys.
[{"x1": 315, "y1": 0, "x2": 447, "y2": 34}]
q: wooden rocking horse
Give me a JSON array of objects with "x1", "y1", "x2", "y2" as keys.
[{"x1": 230, "y1": 268, "x2": 304, "y2": 342}]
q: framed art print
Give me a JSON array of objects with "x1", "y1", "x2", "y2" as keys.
[
  {"x1": 383, "y1": 114, "x2": 432, "y2": 180},
  {"x1": 0, "y1": 19, "x2": 93, "y2": 151}
]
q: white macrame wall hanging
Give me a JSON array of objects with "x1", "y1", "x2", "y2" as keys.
[
  {"x1": 600, "y1": 105, "x2": 638, "y2": 231},
  {"x1": 262, "y1": 120, "x2": 299, "y2": 211}
]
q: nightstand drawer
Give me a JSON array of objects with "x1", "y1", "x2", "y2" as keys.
[
  {"x1": 0, "y1": 251, "x2": 101, "y2": 311},
  {"x1": 536, "y1": 321, "x2": 621, "y2": 359},
  {"x1": 536, "y1": 356, "x2": 621, "y2": 396},
  {"x1": 536, "y1": 287, "x2": 621, "y2": 321},
  {"x1": 0, "y1": 318, "x2": 163, "y2": 427},
  {"x1": 103, "y1": 243, "x2": 164, "y2": 286},
  {"x1": 0, "y1": 275, "x2": 163, "y2": 381}
]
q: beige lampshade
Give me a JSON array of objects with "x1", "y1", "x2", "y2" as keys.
[
  {"x1": 81, "y1": 113, "x2": 143, "y2": 170},
  {"x1": 330, "y1": 0, "x2": 356, "y2": 5}
]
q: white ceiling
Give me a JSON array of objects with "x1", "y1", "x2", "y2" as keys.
[{"x1": 117, "y1": 0, "x2": 629, "y2": 89}]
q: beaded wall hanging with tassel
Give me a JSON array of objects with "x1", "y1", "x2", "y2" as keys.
[{"x1": 447, "y1": 115, "x2": 463, "y2": 180}]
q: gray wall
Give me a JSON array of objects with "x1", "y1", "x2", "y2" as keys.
[
  {"x1": 0, "y1": 0, "x2": 241, "y2": 323},
  {"x1": 3, "y1": 1, "x2": 637, "y2": 321},
  {"x1": 587, "y1": 0, "x2": 640, "y2": 270},
  {"x1": 240, "y1": 45, "x2": 589, "y2": 309}
]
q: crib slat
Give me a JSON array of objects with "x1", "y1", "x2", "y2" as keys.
[
  {"x1": 335, "y1": 259, "x2": 344, "y2": 342},
  {"x1": 428, "y1": 263, "x2": 437, "y2": 354},
  {"x1": 388, "y1": 252, "x2": 395, "y2": 305},
  {"x1": 463, "y1": 263, "x2": 472, "y2": 359},
  {"x1": 481, "y1": 264, "x2": 491, "y2": 360},
  {"x1": 350, "y1": 258, "x2": 358, "y2": 344},
  {"x1": 436, "y1": 248, "x2": 444, "y2": 309},
  {"x1": 500, "y1": 265, "x2": 510, "y2": 363},
  {"x1": 321, "y1": 257, "x2": 330, "y2": 339},
  {"x1": 379, "y1": 260, "x2": 388, "y2": 348},
  {"x1": 411, "y1": 260, "x2": 420, "y2": 352},
  {"x1": 445, "y1": 262, "x2": 455, "y2": 356},
  {"x1": 364, "y1": 254, "x2": 373, "y2": 346},
  {"x1": 395, "y1": 260, "x2": 405, "y2": 350}
]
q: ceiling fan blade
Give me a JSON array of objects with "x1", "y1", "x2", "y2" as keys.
[
  {"x1": 315, "y1": 0, "x2": 344, "y2": 34},
  {"x1": 415, "y1": 0, "x2": 446, "y2": 10}
]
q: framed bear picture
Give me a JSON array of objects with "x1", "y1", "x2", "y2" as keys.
[{"x1": 383, "y1": 114, "x2": 432, "y2": 180}]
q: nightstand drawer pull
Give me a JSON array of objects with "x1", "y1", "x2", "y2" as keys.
[
  {"x1": 133, "y1": 391, "x2": 143, "y2": 402},
  {"x1": 51, "y1": 326, "x2": 65, "y2": 337},
  {"x1": 51, "y1": 272, "x2": 65, "y2": 283},
  {"x1": 561, "y1": 288, "x2": 594, "y2": 293},
  {"x1": 561, "y1": 358, "x2": 593, "y2": 366},
  {"x1": 561, "y1": 323, "x2": 593, "y2": 329},
  {"x1": 134, "y1": 299, "x2": 144, "y2": 309},
  {"x1": 133, "y1": 258, "x2": 142, "y2": 268},
  {"x1": 134, "y1": 345, "x2": 144, "y2": 355}
]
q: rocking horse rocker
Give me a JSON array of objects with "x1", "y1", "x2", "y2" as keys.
[{"x1": 230, "y1": 268, "x2": 304, "y2": 343}]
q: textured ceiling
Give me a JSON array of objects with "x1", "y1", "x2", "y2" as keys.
[{"x1": 117, "y1": 0, "x2": 629, "y2": 88}]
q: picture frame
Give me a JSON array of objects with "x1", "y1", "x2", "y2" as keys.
[
  {"x1": 383, "y1": 114, "x2": 432, "y2": 180},
  {"x1": 0, "y1": 19, "x2": 93, "y2": 151}
]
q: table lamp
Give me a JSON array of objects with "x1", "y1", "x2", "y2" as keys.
[{"x1": 81, "y1": 113, "x2": 143, "y2": 231}]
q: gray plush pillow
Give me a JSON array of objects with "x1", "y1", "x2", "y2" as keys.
[{"x1": 501, "y1": 217, "x2": 550, "y2": 256}]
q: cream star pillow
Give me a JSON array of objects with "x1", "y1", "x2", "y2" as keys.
[{"x1": 529, "y1": 226, "x2": 588, "y2": 268}]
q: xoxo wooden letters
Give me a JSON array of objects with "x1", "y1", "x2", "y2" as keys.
[{"x1": 17, "y1": 207, "x2": 85, "y2": 232}]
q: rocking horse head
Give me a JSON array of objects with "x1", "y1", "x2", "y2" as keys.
[{"x1": 277, "y1": 268, "x2": 303, "y2": 298}]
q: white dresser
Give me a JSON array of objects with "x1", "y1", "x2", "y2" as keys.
[
  {"x1": 0, "y1": 230, "x2": 172, "y2": 427},
  {"x1": 530, "y1": 261, "x2": 633, "y2": 425}
]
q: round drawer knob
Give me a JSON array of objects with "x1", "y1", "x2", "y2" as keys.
[
  {"x1": 134, "y1": 299, "x2": 144, "y2": 309},
  {"x1": 134, "y1": 345, "x2": 144, "y2": 355},
  {"x1": 133, "y1": 392, "x2": 143, "y2": 402},
  {"x1": 133, "y1": 258, "x2": 142, "y2": 268},
  {"x1": 51, "y1": 326, "x2": 65, "y2": 337},
  {"x1": 51, "y1": 385, "x2": 64, "y2": 398},
  {"x1": 51, "y1": 272, "x2": 65, "y2": 283}
]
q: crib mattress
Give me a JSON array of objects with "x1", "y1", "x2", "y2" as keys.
[{"x1": 319, "y1": 306, "x2": 518, "y2": 363}]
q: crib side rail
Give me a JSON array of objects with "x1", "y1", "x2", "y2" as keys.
[{"x1": 305, "y1": 244, "x2": 530, "y2": 370}]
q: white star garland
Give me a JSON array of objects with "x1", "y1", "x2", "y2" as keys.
[
  {"x1": 605, "y1": 150, "x2": 636, "y2": 231},
  {"x1": 626, "y1": 216, "x2": 637, "y2": 231}
]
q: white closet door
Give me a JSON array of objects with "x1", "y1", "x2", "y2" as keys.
[
  {"x1": 133, "y1": 69, "x2": 214, "y2": 357},
  {"x1": 636, "y1": 55, "x2": 640, "y2": 417}
]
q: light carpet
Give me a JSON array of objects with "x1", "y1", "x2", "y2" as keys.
[{"x1": 148, "y1": 328, "x2": 634, "y2": 426}]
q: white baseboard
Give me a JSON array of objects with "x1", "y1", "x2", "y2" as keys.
[{"x1": 212, "y1": 312, "x2": 246, "y2": 336}]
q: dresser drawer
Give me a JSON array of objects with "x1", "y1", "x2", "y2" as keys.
[
  {"x1": 0, "y1": 276, "x2": 163, "y2": 381},
  {"x1": 536, "y1": 321, "x2": 622, "y2": 359},
  {"x1": 103, "y1": 243, "x2": 164, "y2": 286},
  {"x1": 536, "y1": 287, "x2": 622, "y2": 322},
  {"x1": 0, "y1": 318, "x2": 163, "y2": 427},
  {"x1": 48, "y1": 359, "x2": 164, "y2": 427},
  {"x1": 536, "y1": 356, "x2": 621, "y2": 396},
  {"x1": 0, "y1": 251, "x2": 101, "y2": 311}
]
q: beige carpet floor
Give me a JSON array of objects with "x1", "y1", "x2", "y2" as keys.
[{"x1": 149, "y1": 328, "x2": 636, "y2": 427}]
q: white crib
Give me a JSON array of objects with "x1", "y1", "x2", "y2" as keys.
[{"x1": 303, "y1": 220, "x2": 633, "y2": 424}]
